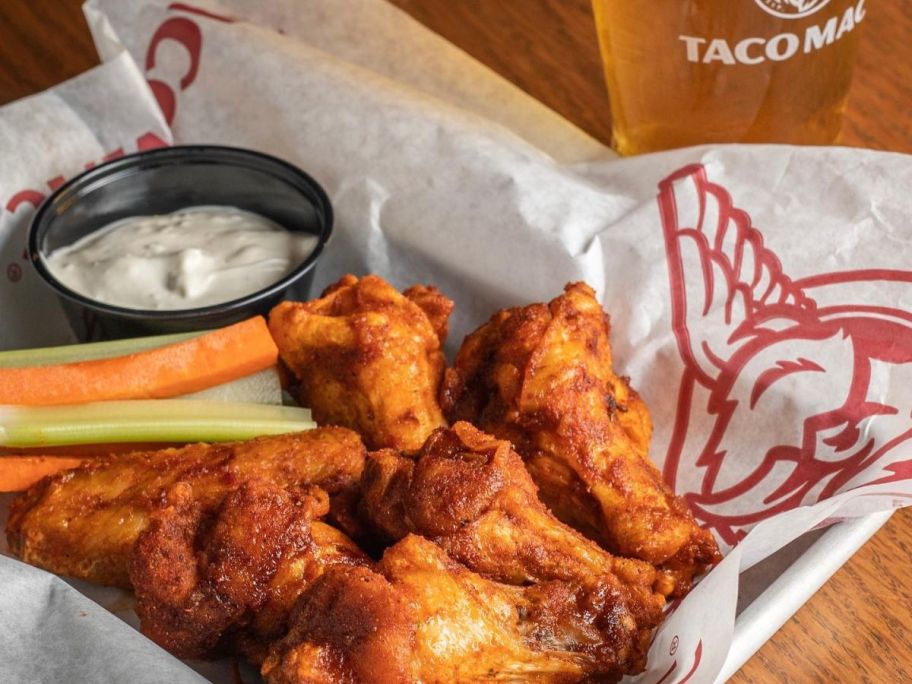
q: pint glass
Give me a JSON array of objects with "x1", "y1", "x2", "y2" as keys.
[{"x1": 592, "y1": 0, "x2": 867, "y2": 155}]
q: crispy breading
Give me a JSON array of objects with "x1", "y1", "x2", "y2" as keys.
[
  {"x1": 130, "y1": 480, "x2": 369, "y2": 663},
  {"x1": 441, "y1": 282, "x2": 721, "y2": 596},
  {"x1": 269, "y1": 275, "x2": 453, "y2": 452},
  {"x1": 263, "y1": 535, "x2": 645, "y2": 683},
  {"x1": 5, "y1": 428, "x2": 365, "y2": 587}
]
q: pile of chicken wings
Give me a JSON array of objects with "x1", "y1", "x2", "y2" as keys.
[{"x1": 7, "y1": 274, "x2": 720, "y2": 683}]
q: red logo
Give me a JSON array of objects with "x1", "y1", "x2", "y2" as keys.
[
  {"x1": 144, "y1": 3, "x2": 235, "y2": 124},
  {"x1": 658, "y1": 164, "x2": 912, "y2": 545}
]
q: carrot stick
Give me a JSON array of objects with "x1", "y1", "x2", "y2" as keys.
[
  {"x1": 0, "y1": 456, "x2": 85, "y2": 492},
  {"x1": 0, "y1": 317, "x2": 278, "y2": 406}
]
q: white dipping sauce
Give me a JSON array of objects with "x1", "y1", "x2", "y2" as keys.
[{"x1": 46, "y1": 206, "x2": 318, "y2": 311}]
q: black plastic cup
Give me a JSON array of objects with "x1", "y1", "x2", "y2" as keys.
[{"x1": 28, "y1": 145, "x2": 332, "y2": 341}]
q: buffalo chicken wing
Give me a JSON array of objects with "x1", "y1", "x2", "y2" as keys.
[
  {"x1": 131, "y1": 480, "x2": 369, "y2": 663},
  {"x1": 6, "y1": 428, "x2": 365, "y2": 587},
  {"x1": 360, "y1": 422, "x2": 662, "y2": 606},
  {"x1": 269, "y1": 275, "x2": 453, "y2": 452},
  {"x1": 263, "y1": 534, "x2": 647, "y2": 683},
  {"x1": 442, "y1": 282, "x2": 721, "y2": 595}
]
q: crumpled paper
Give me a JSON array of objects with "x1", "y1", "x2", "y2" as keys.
[{"x1": 1, "y1": 0, "x2": 911, "y2": 681}]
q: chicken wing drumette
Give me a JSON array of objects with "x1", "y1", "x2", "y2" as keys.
[
  {"x1": 269, "y1": 274, "x2": 453, "y2": 452},
  {"x1": 441, "y1": 283, "x2": 721, "y2": 596},
  {"x1": 263, "y1": 535, "x2": 649, "y2": 683}
]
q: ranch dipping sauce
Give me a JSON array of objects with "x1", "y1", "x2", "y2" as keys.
[{"x1": 46, "y1": 206, "x2": 318, "y2": 311}]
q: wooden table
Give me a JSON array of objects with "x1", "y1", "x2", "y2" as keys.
[{"x1": 1, "y1": 1, "x2": 910, "y2": 681}]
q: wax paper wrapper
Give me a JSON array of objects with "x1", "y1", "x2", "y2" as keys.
[{"x1": 1, "y1": 0, "x2": 912, "y2": 681}]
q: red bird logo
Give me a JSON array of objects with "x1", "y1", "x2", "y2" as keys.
[{"x1": 658, "y1": 164, "x2": 912, "y2": 545}]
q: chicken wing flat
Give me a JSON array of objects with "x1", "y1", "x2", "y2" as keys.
[
  {"x1": 263, "y1": 534, "x2": 647, "y2": 683},
  {"x1": 131, "y1": 480, "x2": 369, "y2": 663},
  {"x1": 6, "y1": 428, "x2": 365, "y2": 587},
  {"x1": 269, "y1": 274, "x2": 453, "y2": 452},
  {"x1": 441, "y1": 283, "x2": 721, "y2": 596},
  {"x1": 360, "y1": 422, "x2": 661, "y2": 609}
]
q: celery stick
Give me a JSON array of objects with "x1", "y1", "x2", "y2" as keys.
[
  {"x1": 0, "y1": 400, "x2": 315, "y2": 447},
  {"x1": 0, "y1": 332, "x2": 200, "y2": 368}
]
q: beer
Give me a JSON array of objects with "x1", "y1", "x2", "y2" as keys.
[{"x1": 592, "y1": 0, "x2": 867, "y2": 155}]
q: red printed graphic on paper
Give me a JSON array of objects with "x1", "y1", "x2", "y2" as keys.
[
  {"x1": 144, "y1": 3, "x2": 236, "y2": 124},
  {"x1": 655, "y1": 639, "x2": 703, "y2": 684},
  {"x1": 658, "y1": 164, "x2": 912, "y2": 545}
]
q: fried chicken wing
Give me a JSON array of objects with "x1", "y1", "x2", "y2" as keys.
[
  {"x1": 263, "y1": 534, "x2": 648, "y2": 683},
  {"x1": 131, "y1": 480, "x2": 369, "y2": 663},
  {"x1": 6, "y1": 428, "x2": 365, "y2": 587},
  {"x1": 441, "y1": 283, "x2": 721, "y2": 596},
  {"x1": 360, "y1": 422, "x2": 661, "y2": 608},
  {"x1": 269, "y1": 274, "x2": 453, "y2": 452}
]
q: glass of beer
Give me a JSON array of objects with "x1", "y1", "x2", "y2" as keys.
[{"x1": 592, "y1": 0, "x2": 867, "y2": 155}]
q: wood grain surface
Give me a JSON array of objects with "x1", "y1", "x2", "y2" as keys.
[{"x1": 1, "y1": 0, "x2": 911, "y2": 682}]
